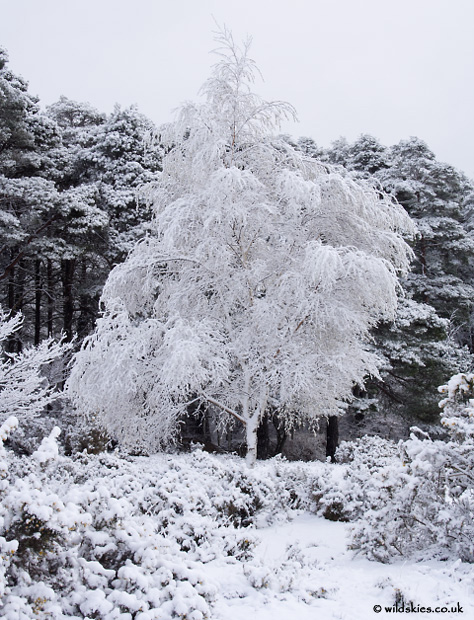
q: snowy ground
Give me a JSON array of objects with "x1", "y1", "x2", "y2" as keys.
[
  {"x1": 204, "y1": 515, "x2": 474, "y2": 619},
  {"x1": 1, "y1": 437, "x2": 474, "y2": 619}
]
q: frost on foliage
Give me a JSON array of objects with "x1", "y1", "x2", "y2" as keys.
[
  {"x1": 0, "y1": 417, "x2": 19, "y2": 601},
  {"x1": 0, "y1": 416, "x2": 18, "y2": 479},
  {"x1": 31, "y1": 426, "x2": 61, "y2": 464},
  {"x1": 350, "y1": 373, "x2": 474, "y2": 563},
  {"x1": 0, "y1": 436, "x2": 335, "y2": 618},
  {"x1": 323, "y1": 134, "x2": 474, "y2": 426},
  {"x1": 0, "y1": 416, "x2": 19, "y2": 445},
  {"x1": 438, "y1": 373, "x2": 474, "y2": 441},
  {"x1": 68, "y1": 28, "x2": 414, "y2": 464},
  {"x1": 0, "y1": 307, "x2": 67, "y2": 425},
  {"x1": 2, "y1": 425, "x2": 472, "y2": 615}
]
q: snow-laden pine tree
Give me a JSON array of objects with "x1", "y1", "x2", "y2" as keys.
[
  {"x1": 320, "y1": 134, "x2": 474, "y2": 428},
  {"x1": 67, "y1": 30, "x2": 414, "y2": 465}
]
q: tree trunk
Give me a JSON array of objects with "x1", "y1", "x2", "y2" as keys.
[
  {"x1": 272, "y1": 411, "x2": 287, "y2": 456},
  {"x1": 34, "y1": 259, "x2": 42, "y2": 345},
  {"x1": 47, "y1": 259, "x2": 54, "y2": 338},
  {"x1": 77, "y1": 257, "x2": 93, "y2": 338},
  {"x1": 62, "y1": 258, "x2": 76, "y2": 341},
  {"x1": 6, "y1": 258, "x2": 16, "y2": 354},
  {"x1": 257, "y1": 413, "x2": 270, "y2": 459},
  {"x1": 326, "y1": 415, "x2": 339, "y2": 463},
  {"x1": 246, "y1": 386, "x2": 269, "y2": 467},
  {"x1": 245, "y1": 413, "x2": 259, "y2": 467}
]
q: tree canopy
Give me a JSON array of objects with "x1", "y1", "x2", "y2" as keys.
[{"x1": 67, "y1": 30, "x2": 414, "y2": 465}]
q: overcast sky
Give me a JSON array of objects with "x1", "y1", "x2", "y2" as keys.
[{"x1": 2, "y1": 0, "x2": 473, "y2": 178}]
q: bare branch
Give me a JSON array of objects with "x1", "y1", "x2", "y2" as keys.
[{"x1": 201, "y1": 393, "x2": 247, "y2": 425}]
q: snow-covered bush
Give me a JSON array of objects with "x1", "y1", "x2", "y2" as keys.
[
  {"x1": 350, "y1": 373, "x2": 474, "y2": 563},
  {"x1": 0, "y1": 417, "x2": 19, "y2": 602},
  {"x1": 312, "y1": 435, "x2": 401, "y2": 524},
  {"x1": 0, "y1": 432, "x2": 224, "y2": 617},
  {"x1": 1, "y1": 422, "x2": 340, "y2": 617},
  {"x1": 0, "y1": 307, "x2": 68, "y2": 453}
]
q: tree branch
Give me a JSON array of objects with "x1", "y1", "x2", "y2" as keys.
[
  {"x1": 0, "y1": 214, "x2": 58, "y2": 282},
  {"x1": 201, "y1": 393, "x2": 247, "y2": 425}
]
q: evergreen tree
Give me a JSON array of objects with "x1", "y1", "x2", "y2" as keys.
[
  {"x1": 0, "y1": 48, "x2": 63, "y2": 348},
  {"x1": 324, "y1": 135, "x2": 474, "y2": 427},
  {"x1": 80, "y1": 104, "x2": 162, "y2": 261},
  {"x1": 379, "y1": 137, "x2": 474, "y2": 335},
  {"x1": 44, "y1": 99, "x2": 162, "y2": 340}
]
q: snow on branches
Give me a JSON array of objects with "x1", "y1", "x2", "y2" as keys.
[
  {"x1": 0, "y1": 308, "x2": 68, "y2": 424},
  {"x1": 68, "y1": 30, "x2": 415, "y2": 464},
  {"x1": 349, "y1": 373, "x2": 474, "y2": 563}
]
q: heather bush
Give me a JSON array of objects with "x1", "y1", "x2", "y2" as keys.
[{"x1": 350, "y1": 373, "x2": 474, "y2": 562}]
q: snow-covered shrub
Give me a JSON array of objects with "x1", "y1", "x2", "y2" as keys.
[
  {"x1": 0, "y1": 417, "x2": 19, "y2": 601},
  {"x1": 336, "y1": 434, "x2": 400, "y2": 469},
  {"x1": 14, "y1": 412, "x2": 474, "y2": 614},
  {"x1": 311, "y1": 436, "x2": 401, "y2": 524},
  {"x1": 0, "y1": 307, "x2": 69, "y2": 454},
  {"x1": 438, "y1": 372, "x2": 474, "y2": 442},
  {"x1": 1, "y1": 434, "x2": 224, "y2": 617},
  {"x1": 0, "y1": 309, "x2": 66, "y2": 421},
  {"x1": 1, "y1": 425, "x2": 343, "y2": 618},
  {"x1": 243, "y1": 540, "x2": 326, "y2": 599},
  {"x1": 350, "y1": 373, "x2": 474, "y2": 563}
]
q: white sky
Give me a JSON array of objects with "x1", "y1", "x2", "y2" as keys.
[{"x1": 1, "y1": 0, "x2": 473, "y2": 178}]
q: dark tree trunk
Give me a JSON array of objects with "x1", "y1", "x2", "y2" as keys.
[
  {"x1": 257, "y1": 414, "x2": 270, "y2": 460},
  {"x1": 77, "y1": 258, "x2": 94, "y2": 338},
  {"x1": 16, "y1": 260, "x2": 25, "y2": 312},
  {"x1": 326, "y1": 415, "x2": 339, "y2": 463},
  {"x1": 62, "y1": 258, "x2": 76, "y2": 341},
  {"x1": 7, "y1": 261, "x2": 15, "y2": 312},
  {"x1": 47, "y1": 259, "x2": 54, "y2": 338},
  {"x1": 34, "y1": 259, "x2": 42, "y2": 345},
  {"x1": 6, "y1": 257, "x2": 25, "y2": 352},
  {"x1": 272, "y1": 412, "x2": 287, "y2": 456},
  {"x1": 5, "y1": 257, "x2": 16, "y2": 354}
]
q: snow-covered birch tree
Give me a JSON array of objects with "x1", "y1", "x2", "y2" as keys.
[{"x1": 67, "y1": 29, "x2": 415, "y2": 465}]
